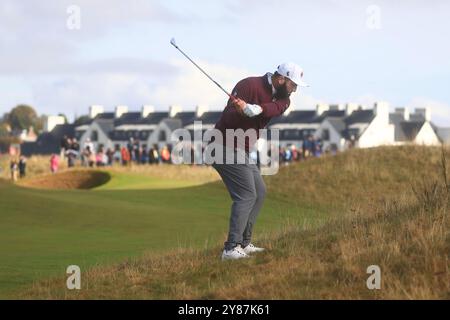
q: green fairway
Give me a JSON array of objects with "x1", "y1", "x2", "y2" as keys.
[{"x1": 0, "y1": 170, "x2": 325, "y2": 298}]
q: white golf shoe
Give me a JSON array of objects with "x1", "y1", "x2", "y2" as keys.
[
  {"x1": 221, "y1": 245, "x2": 250, "y2": 261},
  {"x1": 242, "y1": 243, "x2": 265, "y2": 254}
]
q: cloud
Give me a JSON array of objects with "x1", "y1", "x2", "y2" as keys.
[
  {"x1": 27, "y1": 74, "x2": 154, "y2": 118},
  {"x1": 150, "y1": 59, "x2": 250, "y2": 109},
  {"x1": 0, "y1": 0, "x2": 189, "y2": 75},
  {"x1": 14, "y1": 59, "x2": 248, "y2": 118}
]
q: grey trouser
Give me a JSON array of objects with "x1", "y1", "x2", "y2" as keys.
[{"x1": 211, "y1": 147, "x2": 266, "y2": 251}]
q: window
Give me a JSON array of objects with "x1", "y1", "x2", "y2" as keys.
[
  {"x1": 321, "y1": 129, "x2": 330, "y2": 141},
  {"x1": 280, "y1": 129, "x2": 301, "y2": 140},
  {"x1": 91, "y1": 130, "x2": 98, "y2": 142}
]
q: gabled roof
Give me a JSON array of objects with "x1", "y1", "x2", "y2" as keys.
[
  {"x1": 312, "y1": 109, "x2": 346, "y2": 123},
  {"x1": 51, "y1": 124, "x2": 76, "y2": 139},
  {"x1": 94, "y1": 112, "x2": 115, "y2": 120},
  {"x1": 345, "y1": 109, "x2": 375, "y2": 125},
  {"x1": 140, "y1": 112, "x2": 170, "y2": 125},
  {"x1": 397, "y1": 121, "x2": 425, "y2": 141},
  {"x1": 114, "y1": 112, "x2": 142, "y2": 126}
]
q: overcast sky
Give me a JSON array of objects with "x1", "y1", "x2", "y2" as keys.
[{"x1": 1, "y1": 0, "x2": 449, "y2": 126}]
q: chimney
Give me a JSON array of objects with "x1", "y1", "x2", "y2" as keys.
[
  {"x1": 394, "y1": 107, "x2": 410, "y2": 121},
  {"x1": 196, "y1": 105, "x2": 209, "y2": 118},
  {"x1": 345, "y1": 103, "x2": 359, "y2": 116},
  {"x1": 414, "y1": 107, "x2": 431, "y2": 122},
  {"x1": 169, "y1": 105, "x2": 183, "y2": 117},
  {"x1": 316, "y1": 103, "x2": 329, "y2": 116},
  {"x1": 329, "y1": 104, "x2": 344, "y2": 111},
  {"x1": 89, "y1": 105, "x2": 104, "y2": 118},
  {"x1": 43, "y1": 115, "x2": 66, "y2": 132},
  {"x1": 141, "y1": 105, "x2": 155, "y2": 118},
  {"x1": 115, "y1": 105, "x2": 128, "y2": 118},
  {"x1": 374, "y1": 101, "x2": 390, "y2": 123}
]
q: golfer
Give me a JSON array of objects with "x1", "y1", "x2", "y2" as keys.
[{"x1": 212, "y1": 62, "x2": 308, "y2": 260}]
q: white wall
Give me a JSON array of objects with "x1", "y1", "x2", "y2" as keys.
[
  {"x1": 79, "y1": 121, "x2": 113, "y2": 152},
  {"x1": 314, "y1": 119, "x2": 345, "y2": 151},
  {"x1": 415, "y1": 122, "x2": 440, "y2": 145},
  {"x1": 359, "y1": 107, "x2": 395, "y2": 148}
]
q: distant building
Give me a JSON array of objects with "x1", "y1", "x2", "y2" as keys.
[{"x1": 21, "y1": 102, "x2": 446, "y2": 156}]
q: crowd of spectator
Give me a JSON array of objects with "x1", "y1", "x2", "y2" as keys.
[{"x1": 3, "y1": 135, "x2": 338, "y2": 180}]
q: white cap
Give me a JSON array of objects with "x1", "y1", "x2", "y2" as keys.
[{"x1": 277, "y1": 62, "x2": 309, "y2": 87}]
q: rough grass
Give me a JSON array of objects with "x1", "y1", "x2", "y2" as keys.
[
  {"x1": 14, "y1": 145, "x2": 450, "y2": 299},
  {"x1": 0, "y1": 155, "x2": 68, "y2": 180}
]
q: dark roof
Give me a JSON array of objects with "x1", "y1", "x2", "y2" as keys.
[
  {"x1": 51, "y1": 124, "x2": 76, "y2": 139},
  {"x1": 20, "y1": 124, "x2": 76, "y2": 156},
  {"x1": 114, "y1": 112, "x2": 142, "y2": 126},
  {"x1": 172, "y1": 111, "x2": 196, "y2": 126},
  {"x1": 74, "y1": 116, "x2": 93, "y2": 126},
  {"x1": 94, "y1": 112, "x2": 114, "y2": 120},
  {"x1": 312, "y1": 109, "x2": 346, "y2": 123},
  {"x1": 345, "y1": 109, "x2": 375, "y2": 125},
  {"x1": 110, "y1": 111, "x2": 197, "y2": 127},
  {"x1": 397, "y1": 121, "x2": 424, "y2": 141},
  {"x1": 269, "y1": 110, "x2": 317, "y2": 125},
  {"x1": 194, "y1": 111, "x2": 222, "y2": 124},
  {"x1": 140, "y1": 112, "x2": 170, "y2": 125},
  {"x1": 327, "y1": 117, "x2": 346, "y2": 133}
]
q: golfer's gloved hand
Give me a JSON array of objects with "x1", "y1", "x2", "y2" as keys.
[{"x1": 243, "y1": 103, "x2": 263, "y2": 117}]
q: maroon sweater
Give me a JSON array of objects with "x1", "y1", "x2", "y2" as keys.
[{"x1": 214, "y1": 73, "x2": 290, "y2": 152}]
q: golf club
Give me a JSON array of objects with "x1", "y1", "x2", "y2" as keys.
[{"x1": 170, "y1": 38, "x2": 236, "y2": 101}]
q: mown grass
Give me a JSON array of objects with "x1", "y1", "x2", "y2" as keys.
[{"x1": 7, "y1": 145, "x2": 449, "y2": 299}]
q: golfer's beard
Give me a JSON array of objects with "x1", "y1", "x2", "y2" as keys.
[{"x1": 274, "y1": 83, "x2": 290, "y2": 100}]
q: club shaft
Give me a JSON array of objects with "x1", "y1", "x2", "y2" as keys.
[{"x1": 172, "y1": 44, "x2": 233, "y2": 98}]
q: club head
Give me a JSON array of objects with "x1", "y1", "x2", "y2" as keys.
[{"x1": 170, "y1": 37, "x2": 177, "y2": 47}]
